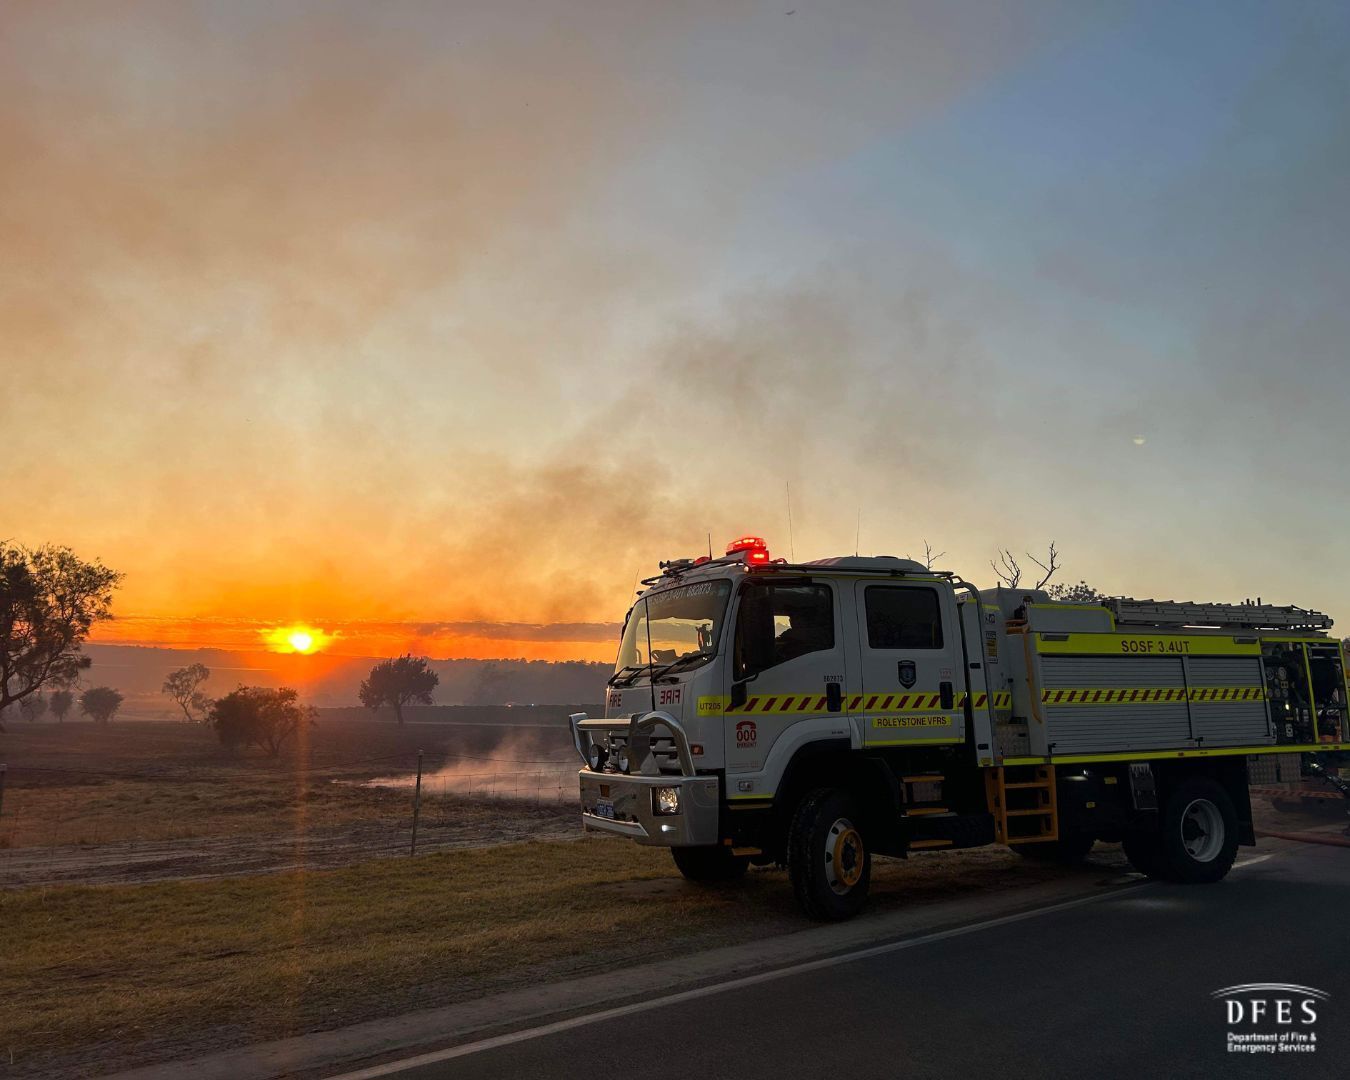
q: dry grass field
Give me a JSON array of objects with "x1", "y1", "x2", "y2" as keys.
[
  {"x1": 1, "y1": 831, "x2": 1094, "y2": 1078},
  {"x1": 0, "y1": 717, "x2": 576, "y2": 860}
]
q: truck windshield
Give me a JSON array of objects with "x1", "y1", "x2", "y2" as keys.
[{"x1": 613, "y1": 579, "x2": 732, "y2": 678}]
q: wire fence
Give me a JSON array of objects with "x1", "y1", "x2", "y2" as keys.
[
  {"x1": 0, "y1": 748, "x2": 587, "y2": 885},
  {"x1": 360, "y1": 764, "x2": 580, "y2": 803}
]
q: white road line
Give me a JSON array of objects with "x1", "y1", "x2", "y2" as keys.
[
  {"x1": 326, "y1": 886, "x2": 1136, "y2": 1079},
  {"x1": 1233, "y1": 853, "x2": 1276, "y2": 870}
]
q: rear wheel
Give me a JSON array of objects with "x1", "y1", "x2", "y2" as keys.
[
  {"x1": 671, "y1": 845, "x2": 749, "y2": 883},
  {"x1": 1013, "y1": 834, "x2": 1096, "y2": 864},
  {"x1": 788, "y1": 788, "x2": 871, "y2": 921},
  {"x1": 1159, "y1": 778, "x2": 1239, "y2": 883}
]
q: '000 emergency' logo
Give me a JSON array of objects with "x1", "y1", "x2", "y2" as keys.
[{"x1": 735, "y1": 719, "x2": 757, "y2": 748}]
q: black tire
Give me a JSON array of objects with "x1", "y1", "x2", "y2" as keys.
[
  {"x1": 671, "y1": 845, "x2": 749, "y2": 883},
  {"x1": 1158, "y1": 777, "x2": 1239, "y2": 884},
  {"x1": 1013, "y1": 834, "x2": 1096, "y2": 864},
  {"x1": 787, "y1": 788, "x2": 871, "y2": 921},
  {"x1": 1122, "y1": 831, "x2": 1169, "y2": 879}
]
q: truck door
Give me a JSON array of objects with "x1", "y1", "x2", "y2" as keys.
[
  {"x1": 725, "y1": 579, "x2": 850, "y2": 779},
  {"x1": 852, "y1": 581, "x2": 965, "y2": 748}
]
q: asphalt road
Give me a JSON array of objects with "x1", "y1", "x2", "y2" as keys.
[{"x1": 353, "y1": 843, "x2": 1350, "y2": 1080}]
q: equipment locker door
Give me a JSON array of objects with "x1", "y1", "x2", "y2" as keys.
[{"x1": 852, "y1": 581, "x2": 965, "y2": 748}]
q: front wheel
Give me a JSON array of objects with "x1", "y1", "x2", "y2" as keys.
[
  {"x1": 672, "y1": 845, "x2": 749, "y2": 883},
  {"x1": 787, "y1": 788, "x2": 871, "y2": 921}
]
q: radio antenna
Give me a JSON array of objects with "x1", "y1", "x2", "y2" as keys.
[
  {"x1": 707, "y1": 531, "x2": 713, "y2": 560},
  {"x1": 785, "y1": 481, "x2": 795, "y2": 562},
  {"x1": 855, "y1": 508, "x2": 861, "y2": 557}
]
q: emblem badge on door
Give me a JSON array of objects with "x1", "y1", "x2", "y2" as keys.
[{"x1": 898, "y1": 660, "x2": 917, "y2": 688}]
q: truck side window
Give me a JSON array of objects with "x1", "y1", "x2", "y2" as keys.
[
  {"x1": 865, "y1": 586, "x2": 943, "y2": 650},
  {"x1": 734, "y1": 583, "x2": 834, "y2": 679}
]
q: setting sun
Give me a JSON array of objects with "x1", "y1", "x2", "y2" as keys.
[{"x1": 262, "y1": 625, "x2": 332, "y2": 654}]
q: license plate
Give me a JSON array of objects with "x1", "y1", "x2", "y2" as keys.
[{"x1": 595, "y1": 798, "x2": 615, "y2": 820}]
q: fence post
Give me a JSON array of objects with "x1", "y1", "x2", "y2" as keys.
[{"x1": 409, "y1": 750, "x2": 423, "y2": 856}]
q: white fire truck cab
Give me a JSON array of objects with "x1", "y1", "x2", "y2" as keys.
[{"x1": 570, "y1": 537, "x2": 1349, "y2": 920}]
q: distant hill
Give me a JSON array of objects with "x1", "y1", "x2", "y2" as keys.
[{"x1": 77, "y1": 644, "x2": 609, "y2": 712}]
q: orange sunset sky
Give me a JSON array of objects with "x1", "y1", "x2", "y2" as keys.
[{"x1": 4, "y1": 2, "x2": 1348, "y2": 664}]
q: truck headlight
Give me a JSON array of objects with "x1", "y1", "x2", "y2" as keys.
[
  {"x1": 616, "y1": 746, "x2": 632, "y2": 774},
  {"x1": 586, "y1": 742, "x2": 607, "y2": 771},
  {"x1": 653, "y1": 786, "x2": 680, "y2": 815}
]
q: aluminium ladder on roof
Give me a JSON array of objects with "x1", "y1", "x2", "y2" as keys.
[{"x1": 1104, "y1": 597, "x2": 1333, "y2": 632}]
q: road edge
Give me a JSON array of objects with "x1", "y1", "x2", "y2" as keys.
[{"x1": 106, "y1": 867, "x2": 1151, "y2": 1080}]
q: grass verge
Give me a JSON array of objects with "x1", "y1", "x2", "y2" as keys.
[
  {"x1": 1, "y1": 837, "x2": 756, "y2": 1074},
  {"x1": 0, "y1": 834, "x2": 1086, "y2": 1076}
]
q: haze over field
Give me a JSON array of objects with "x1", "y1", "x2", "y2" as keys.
[
  {"x1": 4, "y1": 1, "x2": 1349, "y2": 660},
  {"x1": 79, "y1": 643, "x2": 604, "y2": 712}
]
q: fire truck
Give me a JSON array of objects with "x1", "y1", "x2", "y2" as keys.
[{"x1": 570, "y1": 537, "x2": 1348, "y2": 920}]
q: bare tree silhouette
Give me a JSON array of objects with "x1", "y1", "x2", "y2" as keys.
[
  {"x1": 992, "y1": 543, "x2": 1062, "y2": 590},
  {"x1": 908, "y1": 540, "x2": 947, "y2": 570}
]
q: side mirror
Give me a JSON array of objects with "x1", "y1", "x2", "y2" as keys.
[
  {"x1": 730, "y1": 681, "x2": 748, "y2": 711},
  {"x1": 826, "y1": 682, "x2": 843, "y2": 712}
]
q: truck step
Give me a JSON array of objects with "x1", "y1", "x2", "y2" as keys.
[
  {"x1": 904, "y1": 811, "x2": 996, "y2": 849},
  {"x1": 985, "y1": 764, "x2": 1059, "y2": 845}
]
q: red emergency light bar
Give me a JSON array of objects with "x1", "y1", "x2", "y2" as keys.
[{"x1": 726, "y1": 536, "x2": 770, "y2": 564}]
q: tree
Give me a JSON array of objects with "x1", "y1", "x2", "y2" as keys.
[
  {"x1": 163, "y1": 663, "x2": 212, "y2": 723},
  {"x1": 907, "y1": 540, "x2": 946, "y2": 570},
  {"x1": 468, "y1": 660, "x2": 509, "y2": 705},
  {"x1": 359, "y1": 655, "x2": 439, "y2": 724},
  {"x1": 18, "y1": 693, "x2": 47, "y2": 722},
  {"x1": 0, "y1": 542, "x2": 121, "y2": 731},
  {"x1": 49, "y1": 688, "x2": 74, "y2": 723},
  {"x1": 80, "y1": 686, "x2": 124, "y2": 724},
  {"x1": 209, "y1": 686, "x2": 312, "y2": 756},
  {"x1": 991, "y1": 543, "x2": 1061, "y2": 590},
  {"x1": 1047, "y1": 580, "x2": 1108, "y2": 603},
  {"x1": 991, "y1": 548, "x2": 1022, "y2": 588}
]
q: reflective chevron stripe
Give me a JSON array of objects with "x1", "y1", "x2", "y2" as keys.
[
  {"x1": 726, "y1": 690, "x2": 1014, "y2": 715},
  {"x1": 1188, "y1": 686, "x2": 1267, "y2": 702},
  {"x1": 1041, "y1": 686, "x2": 1265, "y2": 705}
]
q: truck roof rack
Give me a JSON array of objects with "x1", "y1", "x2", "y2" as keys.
[{"x1": 1104, "y1": 597, "x2": 1333, "y2": 632}]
